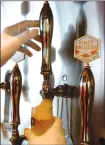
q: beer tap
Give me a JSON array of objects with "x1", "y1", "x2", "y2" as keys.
[
  {"x1": 10, "y1": 64, "x2": 26, "y2": 145},
  {"x1": 39, "y1": 0, "x2": 53, "y2": 99},
  {"x1": 74, "y1": 35, "x2": 101, "y2": 144},
  {"x1": 79, "y1": 62, "x2": 95, "y2": 145},
  {"x1": 0, "y1": 64, "x2": 26, "y2": 145},
  {"x1": 39, "y1": 1, "x2": 78, "y2": 100},
  {"x1": 39, "y1": 2, "x2": 78, "y2": 144}
]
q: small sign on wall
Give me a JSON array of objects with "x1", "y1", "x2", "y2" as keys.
[{"x1": 74, "y1": 34, "x2": 101, "y2": 63}]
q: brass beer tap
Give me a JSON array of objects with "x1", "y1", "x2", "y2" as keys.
[
  {"x1": 0, "y1": 64, "x2": 26, "y2": 145},
  {"x1": 10, "y1": 64, "x2": 26, "y2": 145},
  {"x1": 39, "y1": 1, "x2": 78, "y2": 100},
  {"x1": 39, "y1": 0, "x2": 53, "y2": 99},
  {"x1": 74, "y1": 35, "x2": 101, "y2": 144},
  {"x1": 80, "y1": 63, "x2": 95, "y2": 144}
]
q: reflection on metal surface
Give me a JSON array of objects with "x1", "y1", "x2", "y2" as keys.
[
  {"x1": 0, "y1": 64, "x2": 26, "y2": 145},
  {"x1": 39, "y1": 1, "x2": 53, "y2": 98},
  {"x1": 10, "y1": 64, "x2": 22, "y2": 127},
  {"x1": 4, "y1": 70, "x2": 12, "y2": 131},
  {"x1": 40, "y1": 1, "x2": 53, "y2": 75},
  {"x1": 80, "y1": 65, "x2": 95, "y2": 144},
  {"x1": 0, "y1": 71, "x2": 12, "y2": 131},
  {"x1": 10, "y1": 64, "x2": 26, "y2": 145}
]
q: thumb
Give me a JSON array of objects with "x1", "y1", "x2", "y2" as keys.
[
  {"x1": 52, "y1": 117, "x2": 63, "y2": 127},
  {"x1": 24, "y1": 128, "x2": 35, "y2": 140}
]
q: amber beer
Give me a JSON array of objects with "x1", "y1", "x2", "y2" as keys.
[{"x1": 31, "y1": 99, "x2": 54, "y2": 135}]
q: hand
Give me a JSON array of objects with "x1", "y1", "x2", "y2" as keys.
[
  {"x1": 24, "y1": 117, "x2": 66, "y2": 145},
  {"x1": 1, "y1": 20, "x2": 41, "y2": 67}
]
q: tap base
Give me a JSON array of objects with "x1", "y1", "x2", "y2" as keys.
[{"x1": 10, "y1": 135, "x2": 26, "y2": 145}]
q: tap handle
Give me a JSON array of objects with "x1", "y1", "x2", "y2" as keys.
[
  {"x1": 39, "y1": 1, "x2": 53, "y2": 75},
  {"x1": 80, "y1": 65, "x2": 95, "y2": 144},
  {"x1": 10, "y1": 64, "x2": 22, "y2": 128}
]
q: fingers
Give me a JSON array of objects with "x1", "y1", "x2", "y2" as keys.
[
  {"x1": 53, "y1": 117, "x2": 63, "y2": 127},
  {"x1": 4, "y1": 20, "x2": 39, "y2": 35},
  {"x1": 50, "y1": 117, "x2": 65, "y2": 136},
  {"x1": 17, "y1": 29, "x2": 39, "y2": 44},
  {"x1": 33, "y1": 34, "x2": 41, "y2": 42},
  {"x1": 17, "y1": 20, "x2": 39, "y2": 33},
  {"x1": 19, "y1": 38, "x2": 41, "y2": 56},
  {"x1": 24, "y1": 128, "x2": 35, "y2": 140},
  {"x1": 25, "y1": 40, "x2": 41, "y2": 51},
  {"x1": 19, "y1": 45, "x2": 33, "y2": 57}
]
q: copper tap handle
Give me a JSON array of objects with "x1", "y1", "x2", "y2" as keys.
[
  {"x1": 10, "y1": 64, "x2": 22, "y2": 127},
  {"x1": 80, "y1": 65, "x2": 95, "y2": 144},
  {"x1": 39, "y1": 1, "x2": 53, "y2": 75}
]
